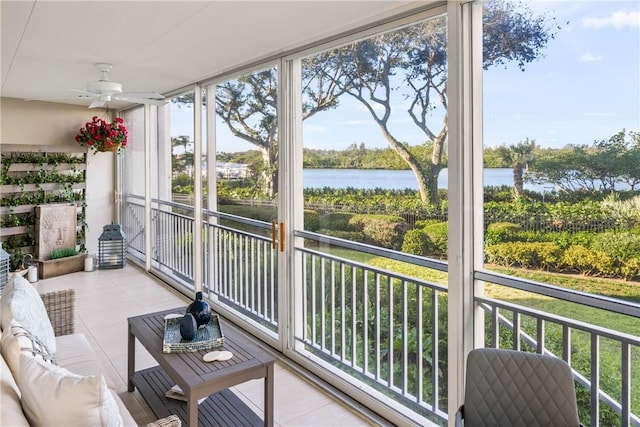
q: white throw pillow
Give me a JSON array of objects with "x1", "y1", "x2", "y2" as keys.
[
  {"x1": 0, "y1": 275, "x2": 56, "y2": 354},
  {"x1": 1, "y1": 319, "x2": 56, "y2": 378},
  {"x1": 18, "y1": 354, "x2": 123, "y2": 427}
]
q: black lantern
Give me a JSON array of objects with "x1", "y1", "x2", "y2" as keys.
[{"x1": 98, "y1": 224, "x2": 127, "y2": 269}]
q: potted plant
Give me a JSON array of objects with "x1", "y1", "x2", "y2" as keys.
[
  {"x1": 38, "y1": 247, "x2": 85, "y2": 279},
  {"x1": 75, "y1": 116, "x2": 128, "y2": 154}
]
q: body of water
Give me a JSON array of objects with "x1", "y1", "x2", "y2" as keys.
[{"x1": 303, "y1": 168, "x2": 552, "y2": 192}]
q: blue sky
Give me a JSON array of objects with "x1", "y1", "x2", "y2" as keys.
[{"x1": 172, "y1": 1, "x2": 640, "y2": 152}]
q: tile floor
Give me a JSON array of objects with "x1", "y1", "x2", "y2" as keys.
[{"x1": 36, "y1": 264, "x2": 374, "y2": 427}]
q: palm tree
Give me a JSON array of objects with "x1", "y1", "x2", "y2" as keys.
[{"x1": 497, "y1": 138, "x2": 536, "y2": 198}]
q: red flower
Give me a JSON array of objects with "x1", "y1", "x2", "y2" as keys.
[{"x1": 74, "y1": 116, "x2": 128, "y2": 154}]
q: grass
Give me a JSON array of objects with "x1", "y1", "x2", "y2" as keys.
[{"x1": 49, "y1": 247, "x2": 77, "y2": 260}]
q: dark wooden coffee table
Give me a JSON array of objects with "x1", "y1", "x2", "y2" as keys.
[{"x1": 128, "y1": 308, "x2": 275, "y2": 427}]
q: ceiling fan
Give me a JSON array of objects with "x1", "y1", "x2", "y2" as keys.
[{"x1": 72, "y1": 63, "x2": 167, "y2": 109}]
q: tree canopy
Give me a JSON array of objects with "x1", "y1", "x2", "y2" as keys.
[
  {"x1": 177, "y1": 0, "x2": 559, "y2": 202},
  {"x1": 528, "y1": 130, "x2": 640, "y2": 192},
  {"x1": 309, "y1": 0, "x2": 558, "y2": 203}
]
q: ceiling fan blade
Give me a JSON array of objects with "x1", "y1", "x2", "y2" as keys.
[
  {"x1": 25, "y1": 94, "x2": 96, "y2": 104},
  {"x1": 118, "y1": 92, "x2": 164, "y2": 99},
  {"x1": 113, "y1": 96, "x2": 168, "y2": 106},
  {"x1": 89, "y1": 99, "x2": 106, "y2": 109},
  {"x1": 72, "y1": 88, "x2": 97, "y2": 96}
]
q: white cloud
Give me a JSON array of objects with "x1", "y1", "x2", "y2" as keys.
[
  {"x1": 579, "y1": 52, "x2": 604, "y2": 62},
  {"x1": 583, "y1": 10, "x2": 640, "y2": 29}
]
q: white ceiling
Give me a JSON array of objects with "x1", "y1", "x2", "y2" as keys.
[{"x1": 1, "y1": 1, "x2": 426, "y2": 109}]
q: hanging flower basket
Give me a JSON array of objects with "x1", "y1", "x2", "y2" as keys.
[
  {"x1": 75, "y1": 116, "x2": 128, "y2": 154},
  {"x1": 96, "y1": 144, "x2": 119, "y2": 153}
]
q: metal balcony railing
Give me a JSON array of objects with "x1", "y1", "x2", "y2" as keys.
[{"x1": 122, "y1": 195, "x2": 640, "y2": 426}]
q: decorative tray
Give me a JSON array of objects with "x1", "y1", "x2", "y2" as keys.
[{"x1": 162, "y1": 313, "x2": 225, "y2": 353}]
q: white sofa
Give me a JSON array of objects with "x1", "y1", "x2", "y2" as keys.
[{"x1": 0, "y1": 275, "x2": 180, "y2": 427}]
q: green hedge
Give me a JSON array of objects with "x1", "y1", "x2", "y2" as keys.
[
  {"x1": 485, "y1": 242, "x2": 563, "y2": 270},
  {"x1": 486, "y1": 240, "x2": 640, "y2": 280},
  {"x1": 349, "y1": 214, "x2": 406, "y2": 250},
  {"x1": 401, "y1": 221, "x2": 448, "y2": 257}
]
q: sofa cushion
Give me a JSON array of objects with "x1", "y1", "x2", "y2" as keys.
[
  {"x1": 0, "y1": 352, "x2": 29, "y2": 426},
  {"x1": 56, "y1": 333, "x2": 116, "y2": 390},
  {"x1": 18, "y1": 353, "x2": 123, "y2": 427},
  {"x1": 0, "y1": 275, "x2": 56, "y2": 354}
]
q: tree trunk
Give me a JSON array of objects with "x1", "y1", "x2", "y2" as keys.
[
  {"x1": 513, "y1": 163, "x2": 524, "y2": 198},
  {"x1": 260, "y1": 147, "x2": 276, "y2": 198},
  {"x1": 380, "y1": 130, "x2": 430, "y2": 203},
  {"x1": 428, "y1": 131, "x2": 447, "y2": 205}
]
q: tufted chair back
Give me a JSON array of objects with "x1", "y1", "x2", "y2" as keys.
[{"x1": 455, "y1": 348, "x2": 582, "y2": 427}]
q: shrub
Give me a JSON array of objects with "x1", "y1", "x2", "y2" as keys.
[
  {"x1": 568, "y1": 231, "x2": 597, "y2": 248},
  {"x1": 401, "y1": 229, "x2": 431, "y2": 256},
  {"x1": 561, "y1": 245, "x2": 617, "y2": 277},
  {"x1": 485, "y1": 222, "x2": 521, "y2": 245},
  {"x1": 621, "y1": 257, "x2": 640, "y2": 281},
  {"x1": 415, "y1": 219, "x2": 446, "y2": 228},
  {"x1": 304, "y1": 210, "x2": 320, "y2": 232},
  {"x1": 485, "y1": 242, "x2": 562, "y2": 270},
  {"x1": 601, "y1": 194, "x2": 640, "y2": 227},
  {"x1": 316, "y1": 229, "x2": 366, "y2": 243},
  {"x1": 349, "y1": 214, "x2": 406, "y2": 250},
  {"x1": 591, "y1": 232, "x2": 640, "y2": 263},
  {"x1": 319, "y1": 212, "x2": 355, "y2": 231},
  {"x1": 423, "y1": 221, "x2": 448, "y2": 256}
]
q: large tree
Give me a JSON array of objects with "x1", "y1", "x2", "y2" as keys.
[
  {"x1": 216, "y1": 61, "x2": 347, "y2": 197},
  {"x1": 314, "y1": 0, "x2": 558, "y2": 203}
]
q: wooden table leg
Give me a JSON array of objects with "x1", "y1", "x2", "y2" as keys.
[
  {"x1": 188, "y1": 396, "x2": 198, "y2": 427},
  {"x1": 264, "y1": 363, "x2": 274, "y2": 427},
  {"x1": 127, "y1": 323, "x2": 135, "y2": 392}
]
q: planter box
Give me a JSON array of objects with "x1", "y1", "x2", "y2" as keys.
[{"x1": 38, "y1": 254, "x2": 84, "y2": 279}]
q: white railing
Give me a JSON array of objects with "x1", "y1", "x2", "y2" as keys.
[
  {"x1": 122, "y1": 194, "x2": 145, "y2": 261},
  {"x1": 295, "y1": 236, "x2": 449, "y2": 424},
  {"x1": 203, "y1": 211, "x2": 278, "y2": 333},
  {"x1": 122, "y1": 196, "x2": 640, "y2": 426}
]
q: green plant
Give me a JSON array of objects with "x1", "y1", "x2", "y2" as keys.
[
  {"x1": 402, "y1": 229, "x2": 431, "y2": 255},
  {"x1": 349, "y1": 214, "x2": 406, "y2": 250},
  {"x1": 75, "y1": 116, "x2": 128, "y2": 154},
  {"x1": 591, "y1": 231, "x2": 640, "y2": 263},
  {"x1": 49, "y1": 247, "x2": 77, "y2": 260},
  {"x1": 485, "y1": 222, "x2": 521, "y2": 245},
  {"x1": 485, "y1": 241, "x2": 563, "y2": 270},
  {"x1": 422, "y1": 221, "x2": 448, "y2": 256},
  {"x1": 621, "y1": 257, "x2": 640, "y2": 281},
  {"x1": 561, "y1": 245, "x2": 616, "y2": 277},
  {"x1": 316, "y1": 229, "x2": 366, "y2": 243}
]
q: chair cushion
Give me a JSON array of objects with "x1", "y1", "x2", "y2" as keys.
[
  {"x1": 0, "y1": 275, "x2": 56, "y2": 354},
  {"x1": 18, "y1": 353, "x2": 123, "y2": 427},
  {"x1": 463, "y1": 348, "x2": 581, "y2": 427}
]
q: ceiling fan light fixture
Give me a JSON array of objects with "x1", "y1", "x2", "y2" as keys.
[{"x1": 87, "y1": 80, "x2": 122, "y2": 95}]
